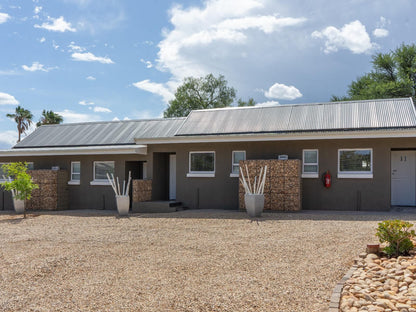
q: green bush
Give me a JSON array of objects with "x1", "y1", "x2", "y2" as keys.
[
  {"x1": 0, "y1": 162, "x2": 38, "y2": 200},
  {"x1": 376, "y1": 220, "x2": 415, "y2": 257}
]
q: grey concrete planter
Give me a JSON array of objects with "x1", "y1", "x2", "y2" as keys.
[
  {"x1": 244, "y1": 194, "x2": 264, "y2": 217},
  {"x1": 116, "y1": 195, "x2": 130, "y2": 216},
  {"x1": 13, "y1": 199, "x2": 25, "y2": 214}
]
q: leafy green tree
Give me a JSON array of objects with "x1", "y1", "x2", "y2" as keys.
[
  {"x1": 6, "y1": 106, "x2": 33, "y2": 143},
  {"x1": 36, "y1": 110, "x2": 64, "y2": 127},
  {"x1": 164, "y1": 74, "x2": 236, "y2": 117},
  {"x1": 237, "y1": 98, "x2": 256, "y2": 107},
  {"x1": 332, "y1": 43, "x2": 416, "y2": 101},
  {"x1": 0, "y1": 162, "x2": 39, "y2": 218}
]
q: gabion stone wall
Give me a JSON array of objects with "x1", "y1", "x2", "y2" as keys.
[
  {"x1": 239, "y1": 159, "x2": 302, "y2": 211},
  {"x1": 132, "y1": 179, "x2": 152, "y2": 203},
  {"x1": 26, "y1": 170, "x2": 69, "y2": 210}
]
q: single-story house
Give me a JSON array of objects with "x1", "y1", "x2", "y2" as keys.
[{"x1": 1, "y1": 97, "x2": 416, "y2": 211}]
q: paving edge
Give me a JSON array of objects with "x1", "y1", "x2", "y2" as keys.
[{"x1": 328, "y1": 264, "x2": 358, "y2": 312}]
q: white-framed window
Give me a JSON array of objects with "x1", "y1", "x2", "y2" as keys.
[
  {"x1": 68, "y1": 161, "x2": 81, "y2": 185},
  {"x1": 230, "y1": 151, "x2": 246, "y2": 177},
  {"x1": 338, "y1": 148, "x2": 373, "y2": 178},
  {"x1": 302, "y1": 149, "x2": 319, "y2": 178},
  {"x1": 187, "y1": 151, "x2": 215, "y2": 177},
  {"x1": 90, "y1": 161, "x2": 115, "y2": 185}
]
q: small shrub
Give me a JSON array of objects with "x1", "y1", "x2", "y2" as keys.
[{"x1": 376, "y1": 220, "x2": 415, "y2": 257}]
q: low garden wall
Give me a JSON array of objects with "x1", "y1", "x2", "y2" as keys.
[
  {"x1": 132, "y1": 179, "x2": 152, "y2": 203},
  {"x1": 239, "y1": 159, "x2": 302, "y2": 211},
  {"x1": 26, "y1": 170, "x2": 69, "y2": 211}
]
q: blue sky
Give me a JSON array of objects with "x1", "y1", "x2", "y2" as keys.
[{"x1": 0, "y1": 0, "x2": 415, "y2": 148}]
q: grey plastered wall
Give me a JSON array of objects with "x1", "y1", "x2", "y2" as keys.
[
  {"x1": 0, "y1": 154, "x2": 148, "y2": 210},
  {"x1": 146, "y1": 137, "x2": 416, "y2": 211},
  {"x1": 2, "y1": 136, "x2": 416, "y2": 211}
]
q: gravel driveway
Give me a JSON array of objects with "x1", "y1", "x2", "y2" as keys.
[{"x1": 1, "y1": 209, "x2": 415, "y2": 312}]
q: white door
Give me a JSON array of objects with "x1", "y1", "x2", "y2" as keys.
[
  {"x1": 169, "y1": 154, "x2": 176, "y2": 200},
  {"x1": 391, "y1": 151, "x2": 416, "y2": 206}
]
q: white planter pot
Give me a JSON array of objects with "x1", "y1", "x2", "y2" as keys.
[
  {"x1": 116, "y1": 195, "x2": 130, "y2": 216},
  {"x1": 244, "y1": 194, "x2": 264, "y2": 217},
  {"x1": 13, "y1": 199, "x2": 25, "y2": 214}
]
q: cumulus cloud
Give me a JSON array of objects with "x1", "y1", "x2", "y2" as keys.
[
  {"x1": 71, "y1": 52, "x2": 114, "y2": 64},
  {"x1": 373, "y1": 16, "x2": 389, "y2": 38},
  {"x1": 56, "y1": 109, "x2": 101, "y2": 123},
  {"x1": 0, "y1": 130, "x2": 18, "y2": 148},
  {"x1": 264, "y1": 83, "x2": 302, "y2": 100},
  {"x1": 156, "y1": 0, "x2": 307, "y2": 79},
  {"x1": 132, "y1": 80, "x2": 174, "y2": 104},
  {"x1": 34, "y1": 16, "x2": 76, "y2": 32},
  {"x1": 92, "y1": 106, "x2": 111, "y2": 113},
  {"x1": 0, "y1": 12, "x2": 11, "y2": 24},
  {"x1": 34, "y1": 6, "x2": 42, "y2": 14},
  {"x1": 39, "y1": 37, "x2": 46, "y2": 43},
  {"x1": 86, "y1": 76, "x2": 96, "y2": 80},
  {"x1": 373, "y1": 28, "x2": 389, "y2": 38},
  {"x1": 255, "y1": 101, "x2": 280, "y2": 107},
  {"x1": 0, "y1": 92, "x2": 19, "y2": 105},
  {"x1": 311, "y1": 20, "x2": 375, "y2": 54},
  {"x1": 22, "y1": 61, "x2": 54, "y2": 72}
]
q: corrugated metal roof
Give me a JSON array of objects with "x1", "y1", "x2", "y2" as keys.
[
  {"x1": 175, "y1": 98, "x2": 416, "y2": 136},
  {"x1": 14, "y1": 118, "x2": 185, "y2": 148}
]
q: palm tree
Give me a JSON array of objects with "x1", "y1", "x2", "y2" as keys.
[
  {"x1": 36, "y1": 110, "x2": 63, "y2": 127},
  {"x1": 6, "y1": 106, "x2": 33, "y2": 143}
]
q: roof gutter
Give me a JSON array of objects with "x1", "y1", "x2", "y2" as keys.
[{"x1": 0, "y1": 144, "x2": 147, "y2": 157}]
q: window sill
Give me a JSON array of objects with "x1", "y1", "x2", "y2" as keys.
[
  {"x1": 186, "y1": 173, "x2": 215, "y2": 178},
  {"x1": 90, "y1": 180, "x2": 112, "y2": 185},
  {"x1": 337, "y1": 173, "x2": 373, "y2": 179},
  {"x1": 68, "y1": 180, "x2": 80, "y2": 185},
  {"x1": 229, "y1": 173, "x2": 239, "y2": 178},
  {"x1": 302, "y1": 173, "x2": 319, "y2": 178}
]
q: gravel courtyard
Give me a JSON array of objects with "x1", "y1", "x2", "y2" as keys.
[{"x1": 1, "y1": 209, "x2": 416, "y2": 312}]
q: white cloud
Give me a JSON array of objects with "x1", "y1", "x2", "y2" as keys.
[
  {"x1": 92, "y1": 106, "x2": 111, "y2": 113},
  {"x1": 156, "y1": 0, "x2": 307, "y2": 80},
  {"x1": 68, "y1": 42, "x2": 85, "y2": 52},
  {"x1": 22, "y1": 61, "x2": 54, "y2": 72},
  {"x1": 78, "y1": 100, "x2": 94, "y2": 106},
  {"x1": 34, "y1": 16, "x2": 76, "y2": 32},
  {"x1": 132, "y1": 80, "x2": 174, "y2": 104},
  {"x1": 34, "y1": 6, "x2": 42, "y2": 14},
  {"x1": 86, "y1": 76, "x2": 96, "y2": 80},
  {"x1": 255, "y1": 101, "x2": 280, "y2": 107},
  {"x1": 140, "y1": 58, "x2": 153, "y2": 68},
  {"x1": 373, "y1": 28, "x2": 389, "y2": 38},
  {"x1": 0, "y1": 12, "x2": 10, "y2": 24},
  {"x1": 264, "y1": 83, "x2": 302, "y2": 100},
  {"x1": 0, "y1": 92, "x2": 19, "y2": 105},
  {"x1": 39, "y1": 37, "x2": 46, "y2": 43},
  {"x1": 56, "y1": 109, "x2": 101, "y2": 123},
  {"x1": 123, "y1": 117, "x2": 130, "y2": 120},
  {"x1": 71, "y1": 52, "x2": 114, "y2": 64},
  {"x1": 112, "y1": 117, "x2": 120, "y2": 121},
  {"x1": 0, "y1": 130, "x2": 18, "y2": 148},
  {"x1": 311, "y1": 20, "x2": 375, "y2": 54},
  {"x1": 52, "y1": 40, "x2": 59, "y2": 50}
]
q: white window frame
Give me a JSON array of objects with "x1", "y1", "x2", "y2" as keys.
[
  {"x1": 338, "y1": 148, "x2": 373, "y2": 179},
  {"x1": 230, "y1": 150, "x2": 246, "y2": 177},
  {"x1": 68, "y1": 161, "x2": 81, "y2": 185},
  {"x1": 302, "y1": 149, "x2": 319, "y2": 178},
  {"x1": 90, "y1": 161, "x2": 114, "y2": 185},
  {"x1": 187, "y1": 151, "x2": 215, "y2": 178}
]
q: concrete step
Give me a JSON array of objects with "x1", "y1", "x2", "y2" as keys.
[{"x1": 132, "y1": 201, "x2": 183, "y2": 213}]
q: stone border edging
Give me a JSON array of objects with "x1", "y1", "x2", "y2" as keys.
[{"x1": 329, "y1": 264, "x2": 358, "y2": 311}]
